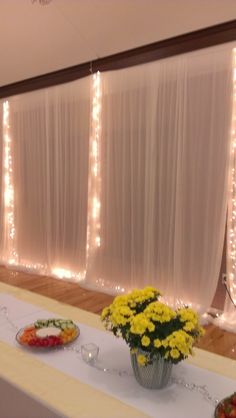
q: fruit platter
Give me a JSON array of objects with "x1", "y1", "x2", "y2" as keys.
[
  {"x1": 215, "y1": 393, "x2": 236, "y2": 418},
  {"x1": 16, "y1": 318, "x2": 79, "y2": 348}
]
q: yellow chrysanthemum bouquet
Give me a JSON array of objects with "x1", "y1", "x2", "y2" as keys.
[{"x1": 101, "y1": 287, "x2": 204, "y2": 367}]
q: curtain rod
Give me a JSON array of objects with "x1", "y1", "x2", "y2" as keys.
[{"x1": 0, "y1": 19, "x2": 236, "y2": 99}]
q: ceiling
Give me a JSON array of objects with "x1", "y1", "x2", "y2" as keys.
[{"x1": 0, "y1": 0, "x2": 235, "y2": 87}]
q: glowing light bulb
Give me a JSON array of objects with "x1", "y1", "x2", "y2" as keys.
[{"x1": 50, "y1": 267, "x2": 85, "y2": 281}]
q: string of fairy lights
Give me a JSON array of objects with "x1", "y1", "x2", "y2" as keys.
[
  {"x1": 2, "y1": 101, "x2": 18, "y2": 266},
  {"x1": 227, "y1": 48, "x2": 236, "y2": 308},
  {"x1": 86, "y1": 71, "x2": 102, "y2": 265}
]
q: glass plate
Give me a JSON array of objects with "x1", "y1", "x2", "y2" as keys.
[{"x1": 16, "y1": 319, "x2": 80, "y2": 349}]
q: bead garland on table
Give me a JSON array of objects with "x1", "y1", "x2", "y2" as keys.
[
  {"x1": 0, "y1": 305, "x2": 220, "y2": 406},
  {"x1": 0, "y1": 306, "x2": 18, "y2": 332}
]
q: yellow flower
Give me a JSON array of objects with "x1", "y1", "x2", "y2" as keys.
[
  {"x1": 141, "y1": 335, "x2": 151, "y2": 347},
  {"x1": 179, "y1": 346, "x2": 190, "y2": 356},
  {"x1": 130, "y1": 313, "x2": 153, "y2": 335},
  {"x1": 118, "y1": 306, "x2": 134, "y2": 317},
  {"x1": 162, "y1": 338, "x2": 169, "y2": 348},
  {"x1": 113, "y1": 295, "x2": 129, "y2": 306},
  {"x1": 165, "y1": 330, "x2": 194, "y2": 356},
  {"x1": 178, "y1": 308, "x2": 198, "y2": 326},
  {"x1": 170, "y1": 348, "x2": 180, "y2": 359},
  {"x1": 137, "y1": 354, "x2": 147, "y2": 366},
  {"x1": 144, "y1": 302, "x2": 176, "y2": 323},
  {"x1": 154, "y1": 338, "x2": 162, "y2": 348},
  {"x1": 148, "y1": 322, "x2": 155, "y2": 332},
  {"x1": 144, "y1": 286, "x2": 162, "y2": 296},
  {"x1": 126, "y1": 287, "x2": 161, "y2": 306},
  {"x1": 183, "y1": 321, "x2": 195, "y2": 332}
]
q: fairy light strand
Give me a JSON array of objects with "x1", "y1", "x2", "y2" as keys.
[
  {"x1": 86, "y1": 71, "x2": 102, "y2": 267},
  {"x1": 3, "y1": 101, "x2": 18, "y2": 265},
  {"x1": 227, "y1": 48, "x2": 236, "y2": 306}
]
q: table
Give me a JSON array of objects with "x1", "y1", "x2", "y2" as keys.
[{"x1": 0, "y1": 282, "x2": 235, "y2": 418}]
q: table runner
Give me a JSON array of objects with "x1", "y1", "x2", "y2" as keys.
[{"x1": 0, "y1": 292, "x2": 235, "y2": 418}]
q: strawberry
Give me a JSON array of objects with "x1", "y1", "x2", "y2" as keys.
[
  {"x1": 226, "y1": 405, "x2": 236, "y2": 417},
  {"x1": 217, "y1": 404, "x2": 226, "y2": 418},
  {"x1": 42, "y1": 338, "x2": 49, "y2": 347},
  {"x1": 55, "y1": 338, "x2": 61, "y2": 346},
  {"x1": 231, "y1": 394, "x2": 236, "y2": 406},
  {"x1": 28, "y1": 338, "x2": 37, "y2": 346},
  {"x1": 48, "y1": 336, "x2": 55, "y2": 346}
]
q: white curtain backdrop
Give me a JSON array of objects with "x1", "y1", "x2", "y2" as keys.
[
  {"x1": 2, "y1": 78, "x2": 91, "y2": 279},
  {"x1": 85, "y1": 44, "x2": 233, "y2": 313},
  {"x1": 0, "y1": 44, "x2": 234, "y2": 318}
]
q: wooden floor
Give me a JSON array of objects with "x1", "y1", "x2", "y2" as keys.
[{"x1": 0, "y1": 265, "x2": 235, "y2": 361}]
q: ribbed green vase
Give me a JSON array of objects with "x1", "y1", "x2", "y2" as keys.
[{"x1": 130, "y1": 350, "x2": 172, "y2": 389}]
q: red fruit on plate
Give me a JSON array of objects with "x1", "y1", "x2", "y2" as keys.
[
  {"x1": 48, "y1": 336, "x2": 55, "y2": 346},
  {"x1": 231, "y1": 394, "x2": 236, "y2": 406},
  {"x1": 217, "y1": 404, "x2": 226, "y2": 418},
  {"x1": 55, "y1": 339, "x2": 61, "y2": 346},
  {"x1": 43, "y1": 338, "x2": 49, "y2": 347},
  {"x1": 226, "y1": 406, "x2": 236, "y2": 417}
]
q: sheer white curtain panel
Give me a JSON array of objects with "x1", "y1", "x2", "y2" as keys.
[
  {"x1": 85, "y1": 45, "x2": 233, "y2": 314},
  {"x1": 2, "y1": 78, "x2": 91, "y2": 279},
  {"x1": 214, "y1": 47, "x2": 236, "y2": 332}
]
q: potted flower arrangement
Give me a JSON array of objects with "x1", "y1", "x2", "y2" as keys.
[{"x1": 101, "y1": 286, "x2": 204, "y2": 389}]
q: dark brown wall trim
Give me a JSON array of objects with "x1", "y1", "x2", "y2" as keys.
[{"x1": 0, "y1": 19, "x2": 236, "y2": 99}]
